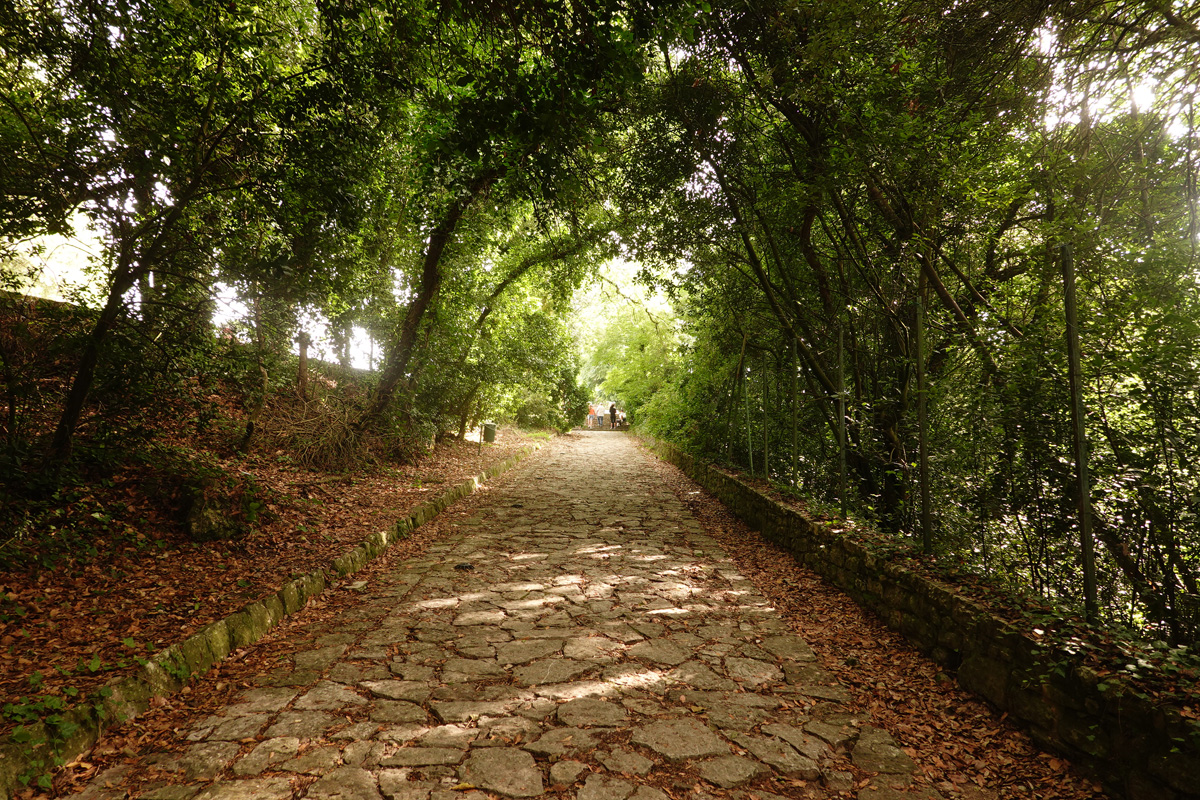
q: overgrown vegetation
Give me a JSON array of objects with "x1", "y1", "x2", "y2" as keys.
[
  {"x1": 587, "y1": 1, "x2": 1200, "y2": 651},
  {"x1": 3, "y1": 0, "x2": 1200, "y2": 702}
]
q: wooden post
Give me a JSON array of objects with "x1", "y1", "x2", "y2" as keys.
[
  {"x1": 744, "y1": 361, "x2": 755, "y2": 478},
  {"x1": 916, "y1": 273, "x2": 933, "y2": 553},
  {"x1": 761, "y1": 350, "x2": 769, "y2": 479},
  {"x1": 731, "y1": 332, "x2": 747, "y2": 462},
  {"x1": 792, "y1": 339, "x2": 799, "y2": 485},
  {"x1": 838, "y1": 327, "x2": 848, "y2": 519},
  {"x1": 297, "y1": 331, "x2": 311, "y2": 402},
  {"x1": 1061, "y1": 243, "x2": 1099, "y2": 622}
]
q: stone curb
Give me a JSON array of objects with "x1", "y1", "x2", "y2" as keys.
[{"x1": 0, "y1": 442, "x2": 542, "y2": 798}]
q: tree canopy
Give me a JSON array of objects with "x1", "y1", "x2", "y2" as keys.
[{"x1": 4, "y1": 0, "x2": 1200, "y2": 641}]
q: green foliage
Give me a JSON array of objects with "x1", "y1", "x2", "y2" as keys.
[
  {"x1": 574, "y1": 259, "x2": 684, "y2": 427},
  {"x1": 3, "y1": 0, "x2": 1200, "y2": 649},
  {"x1": 2, "y1": 681, "x2": 111, "y2": 789},
  {"x1": 0, "y1": 482, "x2": 105, "y2": 571},
  {"x1": 587, "y1": 0, "x2": 1200, "y2": 644},
  {"x1": 595, "y1": 310, "x2": 680, "y2": 425},
  {"x1": 135, "y1": 443, "x2": 272, "y2": 541}
]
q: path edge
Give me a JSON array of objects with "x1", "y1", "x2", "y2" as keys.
[
  {"x1": 640, "y1": 434, "x2": 1200, "y2": 800},
  {"x1": 0, "y1": 442, "x2": 542, "y2": 798}
]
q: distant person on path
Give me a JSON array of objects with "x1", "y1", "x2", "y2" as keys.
[
  {"x1": 588, "y1": 405, "x2": 597, "y2": 427},
  {"x1": 610, "y1": 403, "x2": 617, "y2": 429}
]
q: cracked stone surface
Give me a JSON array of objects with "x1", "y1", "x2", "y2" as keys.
[
  {"x1": 65, "y1": 432, "x2": 914, "y2": 800},
  {"x1": 853, "y1": 727, "x2": 917, "y2": 774},
  {"x1": 557, "y1": 697, "x2": 627, "y2": 727},
  {"x1": 296, "y1": 680, "x2": 369, "y2": 710},
  {"x1": 461, "y1": 748, "x2": 544, "y2": 797},
  {"x1": 577, "y1": 774, "x2": 635, "y2": 800},
  {"x1": 192, "y1": 778, "x2": 293, "y2": 800},
  {"x1": 697, "y1": 755, "x2": 769, "y2": 788},
  {"x1": 728, "y1": 732, "x2": 821, "y2": 778},
  {"x1": 597, "y1": 747, "x2": 654, "y2": 776},
  {"x1": 549, "y1": 760, "x2": 590, "y2": 785},
  {"x1": 630, "y1": 718, "x2": 730, "y2": 762}
]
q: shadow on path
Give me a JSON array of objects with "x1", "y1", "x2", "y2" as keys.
[{"x1": 71, "y1": 432, "x2": 924, "y2": 800}]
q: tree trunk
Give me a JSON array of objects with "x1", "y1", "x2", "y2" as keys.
[
  {"x1": 457, "y1": 383, "x2": 480, "y2": 440},
  {"x1": 0, "y1": 309, "x2": 19, "y2": 454},
  {"x1": 331, "y1": 319, "x2": 351, "y2": 370},
  {"x1": 45, "y1": 261, "x2": 138, "y2": 466},
  {"x1": 354, "y1": 175, "x2": 494, "y2": 434},
  {"x1": 42, "y1": 170, "x2": 203, "y2": 467},
  {"x1": 297, "y1": 331, "x2": 311, "y2": 401},
  {"x1": 838, "y1": 327, "x2": 848, "y2": 518},
  {"x1": 1061, "y1": 243, "x2": 1098, "y2": 622},
  {"x1": 238, "y1": 291, "x2": 272, "y2": 454}
]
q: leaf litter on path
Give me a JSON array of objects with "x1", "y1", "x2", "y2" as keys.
[
  {"x1": 0, "y1": 432, "x2": 539, "y2": 748},
  {"x1": 646, "y1": 453, "x2": 1108, "y2": 800}
]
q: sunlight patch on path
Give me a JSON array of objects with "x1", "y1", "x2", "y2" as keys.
[{"x1": 69, "y1": 431, "x2": 921, "y2": 800}]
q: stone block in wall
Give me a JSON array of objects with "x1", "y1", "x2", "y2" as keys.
[
  {"x1": 898, "y1": 612, "x2": 937, "y2": 648},
  {"x1": 198, "y1": 619, "x2": 231, "y2": 663},
  {"x1": 881, "y1": 580, "x2": 912, "y2": 614},
  {"x1": 104, "y1": 672, "x2": 157, "y2": 724},
  {"x1": 929, "y1": 645, "x2": 957, "y2": 665},
  {"x1": 948, "y1": 593, "x2": 991, "y2": 633},
  {"x1": 1128, "y1": 770, "x2": 1178, "y2": 800},
  {"x1": 841, "y1": 536, "x2": 870, "y2": 561},
  {"x1": 333, "y1": 547, "x2": 366, "y2": 575},
  {"x1": 936, "y1": 624, "x2": 965, "y2": 658},
  {"x1": 891, "y1": 564, "x2": 921, "y2": 591},
  {"x1": 785, "y1": 516, "x2": 813, "y2": 554},
  {"x1": 1058, "y1": 706, "x2": 1112, "y2": 759},
  {"x1": 227, "y1": 602, "x2": 271, "y2": 650},
  {"x1": 278, "y1": 580, "x2": 303, "y2": 614},
  {"x1": 882, "y1": 607, "x2": 904, "y2": 630},
  {"x1": 958, "y1": 653, "x2": 1009, "y2": 707},
  {"x1": 1149, "y1": 742, "x2": 1200, "y2": 794},
  {"x1": 774, "y1": 515, "x2": 794, "y2": 549},
  {"x1": 23, "y1": 707, "x2": 100, "y2": 780},
  {"x1": 177, "y1": 629, "x2": 215, "y2": 676},
  {"x1": 1003, "y1": 628, "x2": 1045, "y2": 671},
  {"x1": 923, "y1": 581, "x2": 961, "y2": 617},
  {"x1": 359, "y1": 533, "x2": 379, "y2": 558},
  {"x1": 767, "y1": 507, "x2": 783, "y2": 535},
  {"x1": 1007, "y1": 683, "x2": 1059, "y2": 733},
  {"x1": 301, "y1": 570, "x2": 326, "y2": 601},
  {"x1": 1115, "y1": 689, "x2": 1171, "y2": 736},
  {"x1": 979, "y1": 620, "x2": 1018, "y2": 664},
  {"x1": 909, "y1": 590, "x2": 945, "y2": 622},
  {"x1": 263, "y1": 593, "x2": 285, "y2": 628},
  {"x1": 1039, "y1": 672, "x2": 1089, "y2": 716},
  {"x1": 1027, "y1": 723, "x2": 1060, "y2": 755}
]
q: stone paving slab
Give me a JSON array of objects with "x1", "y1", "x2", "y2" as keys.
[{"x1": 66, "y1": 432, "x2": 924, "y2": 800}]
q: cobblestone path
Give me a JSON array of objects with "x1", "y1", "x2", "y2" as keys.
[{"x1": 76, "y1": 432, "x2": 921, "y2": 800}]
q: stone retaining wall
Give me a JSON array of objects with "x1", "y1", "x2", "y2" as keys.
[
  {"x1": 643, "y1": 436, "x2": 1200, "y2": 800},
  {"x1": 0, "y1": 444, "x2": 540, "y2": 797}
]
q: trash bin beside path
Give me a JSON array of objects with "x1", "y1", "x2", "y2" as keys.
[{"x1": 483, "y1": 421, "x2": 497, "y2": 442}]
